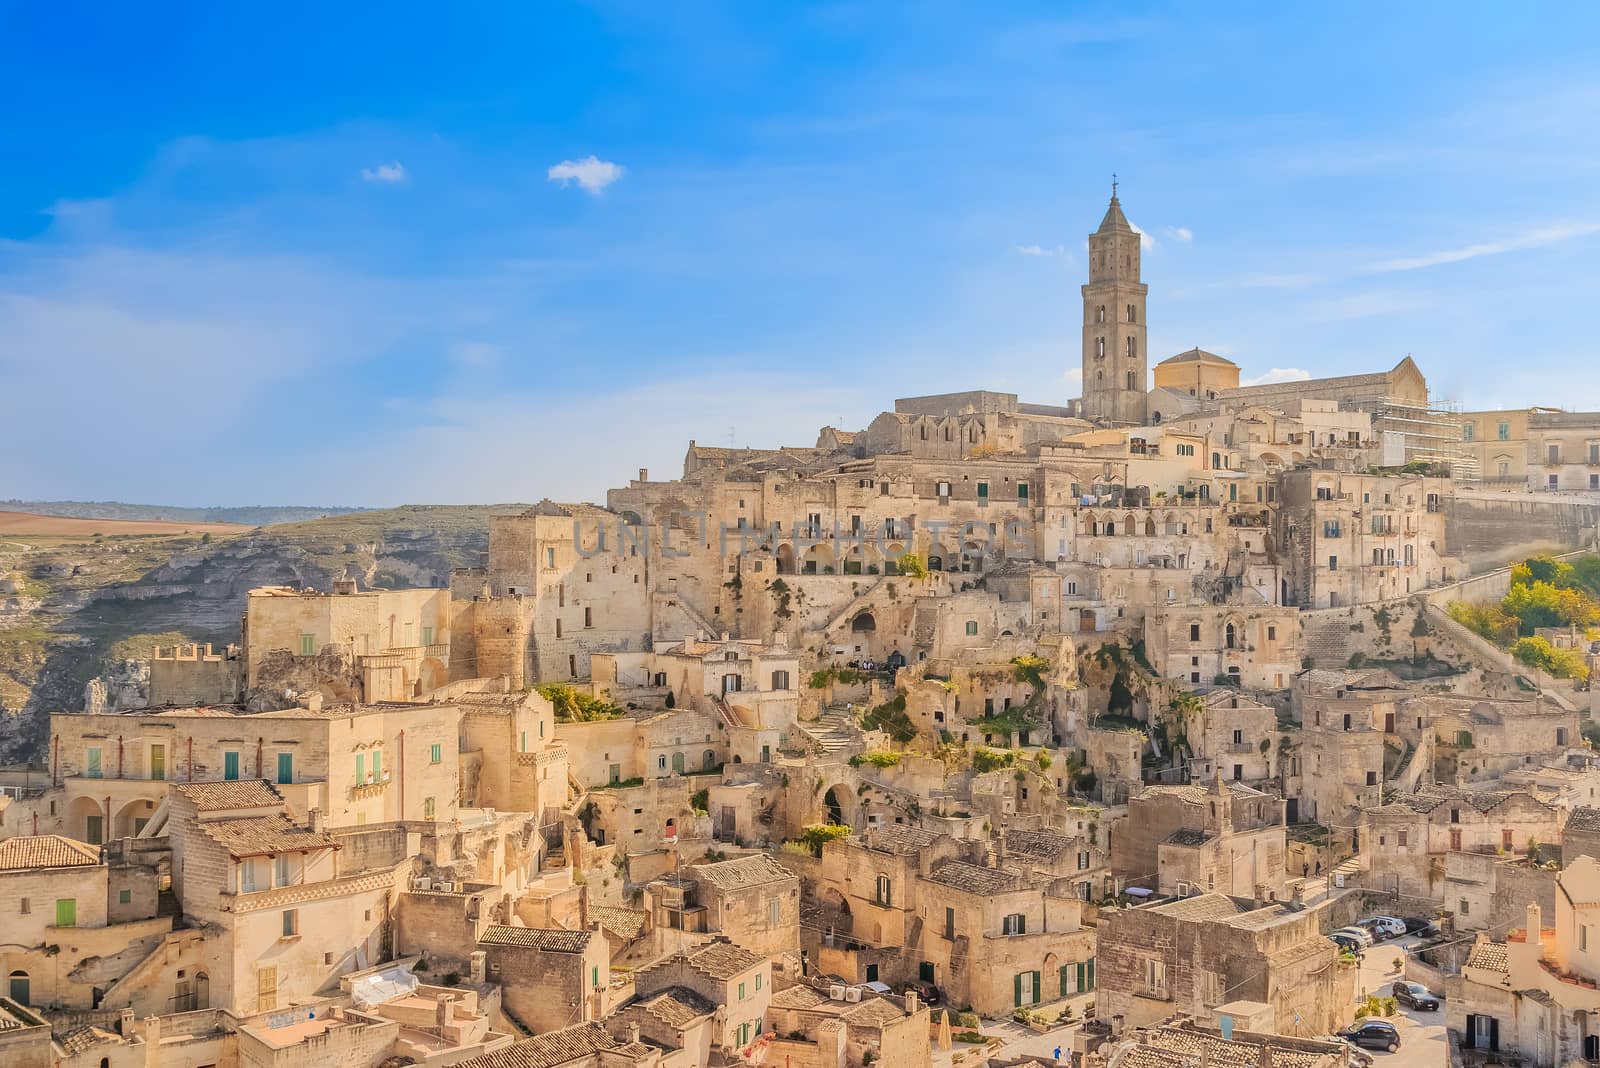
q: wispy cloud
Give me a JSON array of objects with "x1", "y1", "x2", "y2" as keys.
[
  {"x1": 1241, "y1": 367, "x2": 1312, "y2": 387},
  {"x1": 448, "y1": 341, "x2": 501, "y2": 368},
  {"x1": 1164, "y1": 226, "x2": 1193, "y2": 243},
  {"x1": 1369, "y1": 222, "x2": 1600, "y2": 273},
  {"x1": 1128, "y1": 220, "x2": 1155, "y2": 251},
  {"x1": 547, "y1": 155, "x2": 626, "y2": 195},
  {"x1": 1014, "y1": 243, "x2": 1065, "y2": 257},
  {"x1": 360, "y1": 161, "x2": 408, "y2": 183}
]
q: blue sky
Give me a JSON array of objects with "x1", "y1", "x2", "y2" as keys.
[{"x1": 4, "y1": 3, "x2": 1600, "y2": 507}]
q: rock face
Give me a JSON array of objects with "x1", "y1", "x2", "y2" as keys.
[{"x1": 0, "y1": 505, "x2": 509, "y2": 762}]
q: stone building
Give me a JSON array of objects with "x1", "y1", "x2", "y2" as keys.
[
  {"x1": 1145, "y1": 605, "x2": 1301, "y2": 690},
  {"x1": 453, "y1": 1021, "x2": 661, "y2": 1068},
  {"x1": 452, "y1": 503, "x2": 652, "y2": 686},
  {"x1": 1563, "y1": 806, "x2": 1600, "y2": 865},
  {"x1": 1276, "y1": 468, "x2": 1455, "y2": 608},
  {"x1": 1112, "y1": 776, "x2": 1287, "y2": 900},
  {"x1": 1095, "y1": 893, "x2": 1353, "y2": 1038},
  {"x1": 633, "y1": 938, "x2": 771, "y2": 1054},
  {"x1": 658, "y1": 853, "x2": 801, "y2": 957},
  {"x1": 1183, "y1": 690, "x2": 1282, "y2": 788},
  {"x1": 1449, "y1": 862, "x2": 1600, "y2": 1066},
  {"x1": 1151, "y1": 348, "x2": 1239, "y2": 405},
  {"x1": 765, "y1": 986, "x2": 932, "y2": 1068},
  {"x1": 1080, "y1": 189, "x2": 1149, "y2": 427},
  {"x1": 245, "y1": 582, "x2": 451, "y2": 704},
  {"x1": 1526, "y1": 409, "x2": 1600, "y2": 493},
  {"x1": 479, "y1": 925, "x2": 609, "y2": 1034},
  {"x1": 164, "y1": 779, "x2": 391, "y2": 1016}
]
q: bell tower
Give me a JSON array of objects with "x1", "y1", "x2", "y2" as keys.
[{"x1": 1080, "y1": 181, "x2": 1148, "y2": 426}]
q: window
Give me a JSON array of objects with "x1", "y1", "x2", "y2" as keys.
[
  {"x1": 1323, "y1": 520, "x2": 1341, "y2": 538},
  {"x1": 545, "y1": 547, "x2": 556, "y2": 568},
  {"x1": 422, "y1": 625, "x2": 433, "y2": 646},
  {"x1": 1144, "y1": 959, "x2": 1167, "y2": 998},
  {"x1": 1503, "y1": 829, "x2": 1514, "y2": 850},
  {"x1": 944, "y1": 907, "x2": 956, "y2": 939},
  {"x1": 355, "y1": 754, "x2": 366, "y2": 783},
  {"x1": 282, "y1": 909, "x2": 299, "y2": 937},
  {"x1": 738, "y1": 981, "x2": 747, "y2": 1000},
  {"x1": 977, "y1": 481, "x2": 988, "y2": 500},
  {"x1": 18, "y1": 898, "x2": 27, "y2": 915},
  {"x1": 55, "y1": 898, "x2": 77, "y2": 927},
  {"x1": 1498, "y1": 421, "x2": 1511, "y2": 441},
  {"x1": 299, "y1": 633, "x2": 315, "y2": 656},
  {"x1": 277, "y1": 752, "x2": 293, "y2": 785},
  {"x1": 430, "y1": 743, "x2": 443, "y2": 764},
  {"x1": 1189, "y1": 624, "x2": 1200, "y2": 642},
  {"x1": 937, "y1": 481, "x2": 951, "y2": 497},
  {"x1": 423, "y1": 796, "x2": 436, "y2": 819},
  {"x1": 1462, "y1": 422, "x2": 1474, "y2": 442},
  {"x1": 149, "y1": 743, "x2": 166, "y2": 781},
  {"x1": 274, "y1": 855, "x2": 290, "y2": 887},
  {"x1": 1126, "y1": 336, "x2": 1136, "y2": 358},
  {"x1": 1450, "y1": 828, "x2": 1463, "y2": 851},
  {"x1": 875, "y1": 875, "x2": 892, "y2": 906},
  {"x1": 371, "y1": 749, "x2": 382, "y2": 780},
  {"x1": 117, "y1": 887, "x2": 131, "y2": 905},
  {"x1": 1266, "y1": 625, "x2": 1277, "y2": 641},
  {"x1": 1077, "y1": 851, "x2": 1090, "y2": 870},
  {"x1": 1366, "y1": 771, "x2": 1378, "y2": 786},
  {"x1": 585, "y1": 607, "x2": 593, "y2": 628},
  {"x1": 965, "y1": 621, "x2": 978, "y2": 636},
  {"x1": 520, "y1": 731, "x2": 528, "y2": 753},
  {"x1": 1328, "y1": 555, "x2": 1337, "y2": 571},
  {"x1": 1127, "y1": 370, "x2": 1137, "y2": 390},
  {"x1": 755, "y1": 973, "x2": 763, "y2": 991},
  {"x1": 1018, "y1": 483, "x2": 1029, "y2": 500},
  {"x1": 1397, "y1": 830, "x2": 1407, "y2": 847},
  {"x1": 1002, "y1": 913, "x2": 1027, "y2": 935},
  {"x1": 1232, "y1": 729, "x2": 1243, "y2": 745},
  {"x1": 770, "y1": 670, "x2": 790, "y2": 690},
  {"x1": 1127, "y1": 303, "x2": 1137, "y2": 323},
  {"x1": 770, "y1": 900, "x2": 781, "y2": 926}
]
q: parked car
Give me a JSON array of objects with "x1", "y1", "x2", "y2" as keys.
[
  {"x1": 1356, "y1": 917, "x2": 1406, "y2": 940},
  {"x1": 1390, "y1": 980, "x2": 1441, "y2": 1012},
  {"x1": 1339, "y1": 1021, "x2": 1401, "y2": 1052},
  {"x1": 1400, "y1": 916, "x2": 1441, "y2": 937},
  {"x1": 903, "y1": 981, "x2": 941, "y2": 1005},
  {"x1": 1328, "y1": 933, "x2": 1364, "y2": 955},
  {"x1": 1331, "y1": 926, "x2": 1375, "y2": 948}
]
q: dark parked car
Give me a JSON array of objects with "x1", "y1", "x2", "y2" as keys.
[
  {"x1": 1401, "y1": 916, "x2": 1441, "y2": 937},
  {"x1": 904, "y1": 981, "x2": 941, "y2": 1005},
  {"x1": 1339, "y1": 1021, "x2": 1401, "y2": 1052},
  {"x1": 1391, "y1": 981, "x2": 1441, "y2": 1011}
]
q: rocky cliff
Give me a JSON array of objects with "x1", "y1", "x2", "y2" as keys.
[{"x1": 0, "y1": 505, "x2": 516, "y2": 762}]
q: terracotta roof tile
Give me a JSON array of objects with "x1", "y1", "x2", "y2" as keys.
[
  {"x1": 479, "y1": 926, "x2": 592, "y2": 953},
  {"x1": 1466, "y1": 940, "x2": 1509, "y2": 973},
  {"x1": 58, "y1": 1025, "x2": 121, "y2": 1054},
  {"x1": 453, "y1": 1022, "x2": 627, "y2": 1068},
  {"x1": 592, "y1": 906, "x2": 648, "y2": 942},
  {"x1": 638, "y1": 987, "x2": 717, "y2": 1028},
  {"x1": 198, "y1": 813, "x2": 337, "y2": 859},
  {"x1": 862, "y1": 825, "x2": 941, "y2": 855},
  {"x1": 692, "y1": 854, "x2": 797, "y2": 891},
  {"x1": 173, "y1": 779, "x2": 283, "y2": 811},
  {"x1": 0, "y1": 834, "x2": 100, "y2": 870},
  {"x1": 926, "y1": 859, "x2": 1019, "y2": 897}
]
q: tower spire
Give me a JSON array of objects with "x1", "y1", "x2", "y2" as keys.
[{"x1": 1111, "y1": 172, "x2": 1118, "y2": 199}]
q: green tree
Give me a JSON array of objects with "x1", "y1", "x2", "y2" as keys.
[{"x1": 897, "y1": 552, "x2": 929, "y2": 579}]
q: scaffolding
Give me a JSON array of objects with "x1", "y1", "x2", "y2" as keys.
[{"x1": 1366, "y1": 394, "x2": 1476, "y2": 480}]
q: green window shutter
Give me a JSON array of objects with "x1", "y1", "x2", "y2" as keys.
[
  {"x1": 224, "y1": 752, "x2": 239, "y2": 780},
  {"x1": 372, "y1": 750, "x2": 382, "y2": 779},
  {"x1": 86, "y1": 748, "x2": 101, "y2": 778},
  {"x1": 1087, "y1": 957, "x2": 1095, "y2": 990},
  {"x1": 1014, "y1": 973, "x2": 1023, "y2": 1007},
  {"x1": 977, "y1": 482, "x2": 988, "y2": 499},
  {"x1": 431, "y1": 743, "x2": 442, "y2": 763},
  {"x1": 355, "y1": 754, "x2": 365, "y2": 782},
  {"x1": 55, "y1": 898, "x2": 76, "y2": 927},
  {"x1": 300, "y1": 634, "x2": 315, "y2": 656},
  {"x1": 1060, "y1": 965, "x2": 1069, "y2": 996},
  {"x1": 1031, "y1": 971, "x2": 1041, "y2": 1005},
  {"x1": 423, "y1": 626, "x2": 434, "y2": 646},
  {"x1": 277, "y1": 752, "x2": 293, "y2": 784},
  {"x1": 1018, "y1": 483, "x2": 1029, "y2": 500}
]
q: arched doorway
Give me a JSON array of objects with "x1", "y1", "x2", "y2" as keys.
[
  {"x1": 823, "y1": 786, "x2": 846, "y2": 827},
  {"x1": 8, "y1": 971, "x2": 27, "y2": 1004},
  {"x1": 851, "y1": 612, "x2": 876, "y2": 634},
  {"x1": 69, "y1": 796, "x2": 105, "y2": 845},
  {"x1": 670, "y1": 752, "x2": 685, "y2": 775},
  {"x1": 776, "y1": 544, "x2": 796, "y2": 575}
]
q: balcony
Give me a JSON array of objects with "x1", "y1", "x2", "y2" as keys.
[{"x1": 349, "y1": 776, "x2": 390, "y2": 801}]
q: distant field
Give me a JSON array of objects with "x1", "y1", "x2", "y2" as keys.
[{"x1": 0, "y1": 510, "x2": 248, "y2": 537}]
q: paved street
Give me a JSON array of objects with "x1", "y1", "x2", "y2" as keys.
[{"x1": 1350, "y1": 935, "x2": 1445, "y2": 1068}]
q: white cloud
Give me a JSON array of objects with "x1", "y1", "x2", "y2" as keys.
[
  {"x1": 547, "y1": 155, "x2": 626, "y2": 195},
  {"x1": 1369, "y1": 222, "x2": 1600, "y2": 273},
  {"x1": 1060, "y1": 367, "x2": 1084, "y2": 391},
  {"x1": 1164, "y1": 226, "x2": 1193, "y2": 243},
  {"x1": 448, "y1": 341, "x2": 501, "y2": 368},
  {"x1": 360, "y1": 161, "x2": 408, "y2": 183},
  {"x1": 1241, "y1": 367, "x2": 1312, "y2": 387},
  {"x1": 1014, "y1": 244, "x2": 1066, "y2": 257},
  {"x1": 1128, "y1": 220, "x2": 1155, "y2": 251}
]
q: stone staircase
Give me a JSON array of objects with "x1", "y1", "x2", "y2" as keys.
[{"x1": 799, "y1": 706, "x2": 861, "y2": 757}]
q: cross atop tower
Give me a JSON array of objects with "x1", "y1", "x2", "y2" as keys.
[{"x1": 1111, "y1": 173, "x2": 1118, "y2": 198}]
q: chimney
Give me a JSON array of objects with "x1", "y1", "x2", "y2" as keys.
[
  {"x1": 297, "y1": 691, "x2": 323, "y2": 713},
  {"x1": 470, "y1": 950, "x2": 487, "y2": 984},
  {"x1": 1258, "y1": 1041, "x2": 1273, "y2": 1068},
  {"x1": 308, "y1": 808, "x2": 326, "y2": 834},
  {"x1": 817, "y1": 1022, "x2": 847, "y2": 1068},
  {"x1": 905, "y1": 989, "x2": 919, "y2": 1016},
  {"x1": 628, "y1": 1022, "x2": 642, "y2": 1044},
  {"x1": 1528, "y1": 903, "x2": 1543, "y2": 956},
  {"x1": 639, "y1": 469, "x2": 649, "y2": 483},
  {"x1": 436, "y1": 992, "x2": 455, "y2": 1028},
  {"x1": 1200, "y1": 1042, "x2": 1212, "y2": 1068},
  {"x1": 721, "y1": 631, "x2": 731, "y2": 642},
  {"x1": 119, "y1": 1007, "x2": 135, "y2": 1035},
  {"x1": 579, "y1": 882, "x2": 591, "y2": 931}
]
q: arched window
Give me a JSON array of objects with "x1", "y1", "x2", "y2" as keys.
[
  {"x1": 1126, "y1": 336, "x2": 1136, "y2": 358},
  {"x1": 1096, "y1": 370, "x2": 1104, "y2": 383},
  {"x1": 1225, "y1": 623, "x2": 1236, "y2": 649},
  {"x1": 1096, "y1": 305, "x2": 1106, "y2": 323},
  {"x1": 875, "y1": 874, "x2": 892, "y2": 906},
  {"x1": 1096, "y1": 337, "x2": 1105, "y2": 358},
  {"x1": 1126, "y1": 371, "x2": 1137, "y2": 390},
  {"x1": 423, "y1": 797, "x2": 436, "y2": 819},
  {"x1": 944, "y1": 426, "x2": 951, "y2": 441}
]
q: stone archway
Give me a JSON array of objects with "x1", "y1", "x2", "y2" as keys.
[
  {"x1": 823, "y1": 786, "x2": 846, "y2": 827},
  {"x1": 851, "y1": 612, "x2": 876, "y2": 633}
]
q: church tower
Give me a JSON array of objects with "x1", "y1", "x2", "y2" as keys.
[{"x1": 1081, "y1": 185, "x2": 1148, "y2": 426}]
